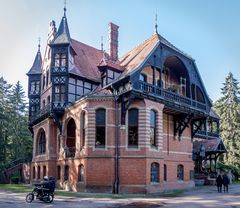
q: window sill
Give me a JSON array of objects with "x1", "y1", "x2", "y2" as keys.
[{"x1": 150, "y1": 182, "x2": 160, "y2": 185}]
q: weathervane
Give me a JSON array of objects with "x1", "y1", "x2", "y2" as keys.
[
  {"x1": 38, "y1": 37, "x2": 41, "y2": 51},
  {"x1": 155, "y1": 13, "x2": 158, "y2": 33},
  {"x1": 64, "y1": 0, "x2": 67, "y2": 16},
  {"x1": 101, "y1": 36, "x2": 103, "y2": 51}
]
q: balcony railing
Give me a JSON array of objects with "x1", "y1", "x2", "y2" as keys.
[
  {"x1": 29, "y1": 103, "x2": 51, "y2": 124},
  {"x1": 135, "y1": 81, "x2": 206, "y2": 111},
  {"x1": 195, "y1": 130, "x2": 219, "y2": 138}
]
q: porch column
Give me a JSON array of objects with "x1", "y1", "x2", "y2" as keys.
[{"x1": 152, "y1": 66, "x2": 156, "y2": 86}]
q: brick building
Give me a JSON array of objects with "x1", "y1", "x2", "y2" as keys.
[{"x1": 27, "y1": 7, "x2": 225, "y2": 193}]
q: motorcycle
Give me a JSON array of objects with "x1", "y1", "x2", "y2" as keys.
[{"x1": 26, "y1": 184, "x2": 54, "y2": 203}]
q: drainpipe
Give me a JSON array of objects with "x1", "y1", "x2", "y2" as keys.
[{"x1": 112, "y1": 85, "x2": 119, "y2": 194}]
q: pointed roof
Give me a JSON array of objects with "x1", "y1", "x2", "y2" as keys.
[
  {"x1": 27, "y1": 46, "x2": 42, "y2": 75},
  {"x1": 193, "y1": 138, "x2": 227, "y2": 153},
  {"x1": 119, "y1": 33, "x2": 193, "y2": 78},
  {"x1": 52, "y1": 12, "x2": 71, "y2": 45},
  {"x1": 98, "y1": 51, "x2": 122, "y2": 71},
  {"x1": 69, "y1": 39, "x2": 103, "y2": 82}
]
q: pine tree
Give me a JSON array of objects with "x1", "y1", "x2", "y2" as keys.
[
  {"x1": 0, "y1": 77, "x2": 12, "y2": 163},
  {"x1": 214, "y1": 72, "x2": 240, "y2": 169},
  {"x1": 8, "y1": 81, "x2": 32, "y2": 160}
]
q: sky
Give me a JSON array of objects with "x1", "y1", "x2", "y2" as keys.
[{"x1": 0, "y1": 0, "x2": 239, "y2": 102}]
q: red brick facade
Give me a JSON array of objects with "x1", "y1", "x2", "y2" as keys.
[{"x1": 31, "y1": 97, "x2": 194, "y2": 193}]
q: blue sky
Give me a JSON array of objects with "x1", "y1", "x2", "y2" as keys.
[{"x1": 0, "y1": 0, "x2": 239, "y2": 102}]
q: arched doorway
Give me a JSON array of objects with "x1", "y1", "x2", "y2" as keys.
[{"x1": 65, "y1": 118, "x2": 76, "y2": 158}]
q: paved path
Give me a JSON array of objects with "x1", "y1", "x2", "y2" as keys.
[{"x1": 0, "y1": 185, "x2": 240, "y2": 208}]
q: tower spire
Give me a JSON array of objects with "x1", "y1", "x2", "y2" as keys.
[
  {"x1": 64, "y1": 0, "x2": 67, "y2": 17},
  {"x1": 155, "y1": 13, "x2": 158, "y2": 34}
]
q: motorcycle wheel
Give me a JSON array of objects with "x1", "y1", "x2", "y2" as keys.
[
  {"x1": 48, "y1": 194, "x2": 54, "y2": 203},
  {"x1": 26, "y1": 193, "x2": 34, "y2": 203}
]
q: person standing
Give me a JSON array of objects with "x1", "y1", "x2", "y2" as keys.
[
  {"x1": 216, "y1": 174, "x2": 223, "y2": 193},
  {"x1": 223, "y1": 173, "x2": 230, "y2": 192}
]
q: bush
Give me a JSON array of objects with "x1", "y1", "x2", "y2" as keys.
[
  {"x1": 11, "y1": 177, "x2": 19, "y2": 184},
  {"x1": 217, "y1": 162, "x2": 240, "y2": 179}
]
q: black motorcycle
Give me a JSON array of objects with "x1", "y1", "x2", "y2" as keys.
[{"x1": 26, "y1": 184, "x2": 54, "y2": 203}]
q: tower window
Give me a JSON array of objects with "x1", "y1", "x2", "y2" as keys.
[
  {"x1": 54, "y1": 53, "x2": 67, "y2": 67},
  {"x1": 54, "y1": 85, "x2": 65, "y2": 102}
]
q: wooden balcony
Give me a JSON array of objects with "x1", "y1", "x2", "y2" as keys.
[
  {"x1": 29, "y1": 103, "x2": 51, "y2": 124},
  {"x1": 195, "y1": 130, "x2": 219, "y2": 139},
  {"x1": 133, "y1": 81, "x2": 207, "y2": 113}
]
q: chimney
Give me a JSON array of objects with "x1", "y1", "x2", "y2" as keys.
[
  {"x1": 108, "y1": 22, "x2": 119, "y2": 61},
  {"x1": 48, "y1": 20, "x2": 57, "y2": 43}
]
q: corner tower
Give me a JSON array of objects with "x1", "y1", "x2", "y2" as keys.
[{"x1": 27, "y1": 43, "x2": 42, "y2": 123}]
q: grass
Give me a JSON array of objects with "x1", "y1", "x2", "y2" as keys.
[{"x1": 0, "y1": 183, "x2": 185, "y2": 199}]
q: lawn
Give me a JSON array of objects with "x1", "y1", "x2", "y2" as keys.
[{"x1": 0, "y1": 183, "x2": 185, "y2": 198}]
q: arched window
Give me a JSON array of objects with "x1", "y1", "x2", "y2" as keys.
[
  {"x1": 66, "y1": 118, "x2": 76, "y2": 158},
  {"x1": 81, "y1": 111, "x2": 86, "y2": 148},
  {"x1": 151, "y1": 162, "x2": 159, "y2": 183},
  {"x1": 128, "y1": 108, "x2": 138, "y2": 147},
  {"x1": 78, "y1": 165, "x2": 84, "y2": 182},
  {"x1": 177, "y1": 164, "x2": 184, "y2": 180},
  {"x1": 95, "y1": 108, "x2": 106, "y2": 147},
  {"x1": 150, "y1": 110, "x2": 157, "y2": 147},
  {"x1": 164, "y1": 164, "x2": 167, "y2": 181},
  {"x1": 57, "y1": 165, "x2": 61, "y2": 180},
  {"x1": 33, "y1": 167, "x2": 36, "y2": 179},
  {"x1": 64, "y1": 165, "x2": 69, "y2": 181},
  {"x1": 38, "y1": 129, "x2": 46, "y2": 155}
]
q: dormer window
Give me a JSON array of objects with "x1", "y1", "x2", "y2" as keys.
[{"x1": 54, "y1": 53, "x2": 67, "y2": 67}]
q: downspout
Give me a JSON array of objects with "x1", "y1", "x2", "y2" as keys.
[{"x1": 112, "y1": 85, "x2": 119, "y2": 194}]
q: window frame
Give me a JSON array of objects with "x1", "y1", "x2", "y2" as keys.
[
  {"x1": 150, "y1": 110, "x2": 157, "y2": 147},
  {"x1": 57, "y1": 165, "x2": 61, "y2": 180},
  {"x1": 95, "y1": 108, "x2": 106, "y2": 148},
  {"x1": 78, "y1": 165, "x2": 84, "y2": 182},
  {"x1": 64, "y1": 165, "x2": 69, "y2": 181},
  {"x1": 177, "y1": 164, "x2": 184, "y2": 180},
  {"x1": 150, "y1": 162, "x2": 160, "y2": 183},
  {"x1": 128, "y1": 108, "x2": 139, "y2": 147}
]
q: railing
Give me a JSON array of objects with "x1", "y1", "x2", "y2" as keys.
[
  {"x1": 29, "y1": 103, "x2": 51, "y2": 123},
  {"x1": 64, "y1": 147, "x2": 76, "y2": 158},
  {"x1": 195, "y1": 130, "x2": 219, "y2": 138},
  {"x1": 136, "y1": 81, "x2": 206, "y2": 111}
]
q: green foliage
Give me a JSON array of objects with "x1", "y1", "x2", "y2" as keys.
[
  {"x1": 214, "y1": 72, "x2": 240, "y2": 174},
  {"x1": 0, "y1": 77, "x2": 32, "y2": 168},
  {"x1": 217, "y1": 162, "x2": 240, "y2": 179}
]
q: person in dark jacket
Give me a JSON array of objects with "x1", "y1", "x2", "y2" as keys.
[
  {"x1": 223, "y1": 173, "x2": 230, "y2": 192},
  {"x1": 216, "y1": 174, "x2": 223, "y2": 193}
]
